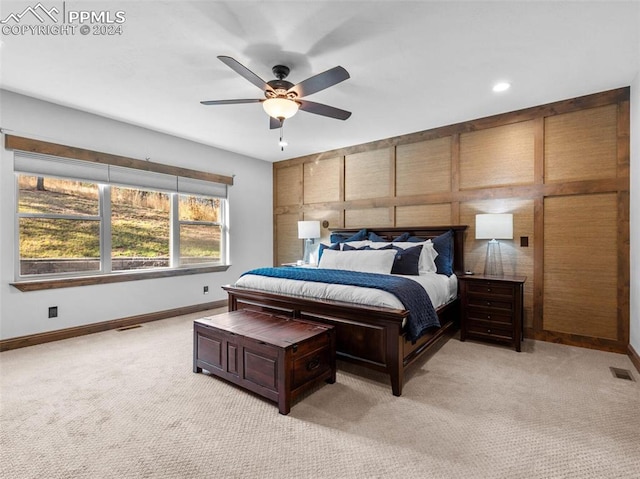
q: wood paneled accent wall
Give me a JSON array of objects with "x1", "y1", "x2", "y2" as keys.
[{"x1": 273, "y1": 88, "x2": 630, "y2": 353}]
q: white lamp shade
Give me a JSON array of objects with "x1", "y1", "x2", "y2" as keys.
[
  {"x1": 298, "y1": 220, "x2": 321, "y2": 239},
  {"x1": 476, "y1": 214, "x2": 513, "y2": 240},
  {"x1": 263, "y1": 98, "x2": 299, "y2": 119}
]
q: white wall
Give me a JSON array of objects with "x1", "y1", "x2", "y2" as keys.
[
  {"x1": 0, "y1": 90, "x2": 273, "y2": 340},
  {"x1": 631, "y1": 71, "x2": 640, "y2": 355}
]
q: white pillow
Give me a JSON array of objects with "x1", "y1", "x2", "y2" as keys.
[
  {"x1": 369, "y1": 240, "x2": 438, "y2": 274},
  {"x1": 318, "y1": 248, "x2": 396, "y2": 274}
]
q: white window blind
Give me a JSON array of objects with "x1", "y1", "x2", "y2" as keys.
[
  {"x1": 14, "y1": 151, "x2": 110, "y2": 183},
  {"x1": 177, "y1": 176, "x2": 227, "y2": 198},
  {"x1": 108, "y1": 164, "x2": 178, "y2": 192},
  {"x1": 13, "y1": 151, "x2": 228, "y2": 198}
]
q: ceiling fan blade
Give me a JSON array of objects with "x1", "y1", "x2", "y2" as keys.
[
  {"x1": 298, "y1": 100, "x2": 352, "y2": 120},
  {"x1": 270, "y1": 116, "x2": 283, "y2": 130},
  {"x1": 218, "y1": 55, "x2": 271, "y2": 92},
  {"x1": 200, "y1": 99, "x2": 263, "y2": 105},
  {"x1": 289, "y1": 66, "x2": 350, "y2": 98}
]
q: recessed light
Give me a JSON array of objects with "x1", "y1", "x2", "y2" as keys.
[{"x1": 493, "y1": 82, "x2": 511, "y2": 92}]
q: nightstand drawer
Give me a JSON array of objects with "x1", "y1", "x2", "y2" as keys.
[
  {"x1": 466, "y1": 309, "x2": 513, "y2": 325},
  {"x1": 467, "y1": 296, "x2": 513, "y2": 312},
  {"x1": 467, "y1": 322, "x2": 513, "y2": 341},
  {"x1": 467, "y1": 282, "x2": 514, "y2": 298}
]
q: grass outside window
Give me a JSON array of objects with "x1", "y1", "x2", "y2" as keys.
[{"x1": 17, "y1": 175, "x2": 226, "y2": 280}]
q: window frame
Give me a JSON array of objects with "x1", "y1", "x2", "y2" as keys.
[
  {"x1": 15, "y1": 175, "x2": 105, "y2": 278},
  {"x1": 174, "y1": 194, "x2": 226, "y2": 268},
  {"x1": 108, "y1": 184, "x2": 171, "y2": 273},
  {"x1": 7, "y1": 135, "x2": 233, "y2": 291}
]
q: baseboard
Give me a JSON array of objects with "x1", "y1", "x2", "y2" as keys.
[
  {"x1": 0, "y1": 300, "x2": 227, "y2": 352},
  {"x1": 629, "y1": 343, "x2": 640, "y2": 374},
  {"x1": 524, "y1": 327, "x2": 627, "y2": 354}
]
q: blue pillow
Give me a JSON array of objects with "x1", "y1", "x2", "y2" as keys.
[
  {"x1": 330, "y1": 228, "x2": 367, "y2": 244},
  {"x1": 368, "y1": 231, "x2": 388, "y2": 242},
  {"x1": 318, "y1": 242, "x2": 340, "y2": 261},
  {"x1": 392, "y1": 232, "x2": 411, "y2": 242},
  {"x1": 407, "y1": 235, "x2": 426, "y2": 243},
  {"x1": 432, "y1": 230, "x2": 454, "y2": 276},
  {"x1": 369, "y1": 231, "x2": 410, "y2": 242}
]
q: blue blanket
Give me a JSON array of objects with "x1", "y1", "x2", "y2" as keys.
[{"x1": 241, "y1": 267, "x2": 440, "y2": 341}]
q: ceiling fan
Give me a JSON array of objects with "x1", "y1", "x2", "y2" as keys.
[{"x1": 201, "y1": 56, "x2": 352, "y2": 129}]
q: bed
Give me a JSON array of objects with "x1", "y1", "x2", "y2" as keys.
[{"x1": 222, "y1": 225, "x2": 467, "y2": 396}]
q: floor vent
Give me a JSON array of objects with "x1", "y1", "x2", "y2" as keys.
[
  {"x1": 116, "y1": 324, "x2": 142, "y2": 332},
  {"x1": 609, "y1": 367, "x2": 635, "y2": 381}
]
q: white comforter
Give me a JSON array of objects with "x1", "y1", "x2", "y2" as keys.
[{"x1": 234, "y1": 271, "x2": 458, "y2": 311}]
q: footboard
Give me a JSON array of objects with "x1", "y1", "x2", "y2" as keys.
[{"x1": 222, "y1": 284, "x2": 456, "y2": 395}]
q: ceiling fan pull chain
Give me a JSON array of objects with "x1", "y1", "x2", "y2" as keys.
[{"x1": 279, "y1": 121, "x2": 287, "y2": 151}]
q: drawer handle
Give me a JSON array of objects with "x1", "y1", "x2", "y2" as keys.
[
  {"x1": 487, "y1": 329, "x2": 492, "y2": 334},
  {"x1": 486, "y1": 301, "x2": 492, "y2": 306},
  {"x1": 487, "y1": 315, "x2": 491, "y2": 320},
  {"x1": 306, "y1": 357, "x2": 321, "y2": 371},
  {"x1": 487, "y1": 288, "x2": 492, "y2": 292}
]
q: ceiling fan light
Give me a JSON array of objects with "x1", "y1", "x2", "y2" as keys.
[{"x1": 263, "y1": 98, "x2": 299, "y2": 119}]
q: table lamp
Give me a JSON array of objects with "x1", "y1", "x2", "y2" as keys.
[
  {"x1": 475, "y1": 213, "x2": 513, "y2": 276},
  {"x1": 297, "y1": 220, "x2": 321, "y2": 264}
]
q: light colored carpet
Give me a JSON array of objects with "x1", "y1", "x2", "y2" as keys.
[{"x1": 1, "y1": 309, "x2": 639, "y2": 479}]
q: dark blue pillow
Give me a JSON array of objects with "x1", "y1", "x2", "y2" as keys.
[
  {"x1": 407, "y1": 235, "x2": 426, "y2": 243},
  {"x1": 330, "y1": 228, "x2": 367, "y2": 244},
  {"x1": 432, "y1": 230, "x2": 454, "y2": 276},
  {"x1": 390, "y1": 244, "x2": 422, "y2": 275},
  {"x1": 318, "y1": 242, "x2": 340, "y2": 261},
  {"x1": 368, "y1": 231, "x2": 388, "y2": 242},
  {"x1": 368, "y1": 231, "x2": 410, "y2": 242},
  {"x1": 392, "y1": 232, "x2": 411, "y2": 242}
]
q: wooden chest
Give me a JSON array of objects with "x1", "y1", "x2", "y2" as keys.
[
  {"x1": 193, "y1": 310, "x2": 336, "y2": 414},
  {"x1": 459, "y1": 274, "x2": 526, "y2": 351}
]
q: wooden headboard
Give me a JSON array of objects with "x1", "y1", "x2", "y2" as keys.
[{"x1": 329, "y1": 225, "x2": 468, "y2": 275}]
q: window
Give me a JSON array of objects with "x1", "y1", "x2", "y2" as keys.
[
  {"x1": 18, "y1": 176, "x2": 101, "y2": 276},
  {"x1": 111, "y1": 186, "x2": 170, "y2": 271},
  {"x1": 178, "y1": 195, "x2": 223, "y2": 266},
  {"x1": 14, "y1": 149, "x2": 229, "y2": 280}
]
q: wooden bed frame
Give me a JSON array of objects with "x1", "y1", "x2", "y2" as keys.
[{"x1": 222, "y1": 225, "x2": 467, "y2": 396}]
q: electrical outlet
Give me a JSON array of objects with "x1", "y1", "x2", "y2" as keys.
[
  {"x1": 48, "y1": 306, "x2": 58, "y2": 318},
  {"x1": 203, "y1": 286, "x2": 209, "y2": 294}
]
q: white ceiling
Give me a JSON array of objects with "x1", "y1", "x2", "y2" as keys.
[{"x1": 1, "y1": 1, "x2": 639, "y2": 163}]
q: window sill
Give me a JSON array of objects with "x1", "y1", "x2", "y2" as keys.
[{"x1": 10, "y1": 265, "x2": 231, "y2": 292}]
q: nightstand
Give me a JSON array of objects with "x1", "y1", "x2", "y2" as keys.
[{"x1": 459, "y1": 274, "x2": 526, "y2": 352}]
